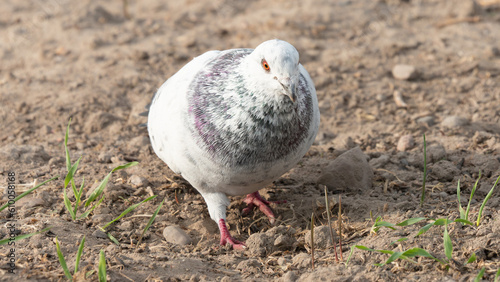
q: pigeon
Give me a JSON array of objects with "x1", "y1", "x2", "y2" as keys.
[{"x1": 147, "y1": 39, "x2": 320, "y2": 250}]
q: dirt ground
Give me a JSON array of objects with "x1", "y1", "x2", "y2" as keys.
[{"x1": 1, "y1": 0, "x2": 500, "y2": 281}]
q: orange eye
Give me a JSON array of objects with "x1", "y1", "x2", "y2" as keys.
[{"x1": 262, "y1": 59, "x2": 270, "y2": 71}]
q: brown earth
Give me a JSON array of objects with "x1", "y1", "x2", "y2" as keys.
[{"x1": 1, "y1": 0, "x2": 500, "y2": 281}]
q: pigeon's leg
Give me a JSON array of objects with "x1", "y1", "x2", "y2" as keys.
[
  {"x1": 218, "y1": 219, "x2": 246, "y2": 250},
  {"x1": 242, "y1": 191, "x2": 287, "y2": 224},
  {"x1": 202, "y1": 192, "x2": 246, "y2": 250}
]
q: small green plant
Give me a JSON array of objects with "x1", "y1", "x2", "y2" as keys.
[
  {"x1": 474, "y1": 267, "x2": 486, "y2": 282},
  {"x1": 98, "y1": 250, "x2": 107, "y2": 282},
  {"x1": 0, "y1": 227, "x2": 51, "y2": 245},
  {"x1": 62, "y1": 119, "x2": 138, "y2": 220},
  {"x1": 0, "y1": 176, "x2": 59, "y2": 213},
  {"x1": 55, "y1": 236, "x2": 86, "y2": 281},
  {"x1": 138, "y1": 197, "x2": 165, "y2": 246},
  {"x1": 456, "y1": 171, "x2": 500, "y2": 226}
]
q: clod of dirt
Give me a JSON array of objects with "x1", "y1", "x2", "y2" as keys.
[
  {"x1": 397, "y1": 134, "x2": 414, "y2": 152},
  {"x1": 441, "y1": 115, "x2": 470, "y2": 128},
  {"x1": 470, "y1": 154, "x2": 500, "y2": 177},
  {"x1": 291, "y1": 252, "x2": 311, "y2": 269},
  {"x1": 369, "y1": 154, "x2": 390, "y2": 169},
  {"x1": 246, "y1": 226, "x2": 297, "y2": 257},
  {"x1": 236, "y1": 259, "x2": 261, "y2": 274},
  {"x1": 427, "y1": 144, "x2": 447, "y2": 163},
  {"x1": 416, "y1": 116, "x2": 436, "y2": 126},
  {"x1": 282, "y1": 271, "x2": 298, "y2": 282},
  {"x1": 317, "y1": 147, "x2": 373, "y2": 193},
  {"x1": 304, "y1": 225, "x2": 334, "y2": 249},
  {"x1": 83, "y1": 111, "x2": 122, "y2": 134},
  {"x1": 163, "y1": 225, "x2": 192, "y2": 246},
  {"x1": 0, "y1": 144, "x2": 51, "y2": 163},
  {"x1": 129, "y1": 175, "x2": 149, "y2": 187},
  {"x1": 430, "y1": 160, "x2": 460, "y2": 182},
  {"x1": 392, "y1": 64, "x2": 418, "y2": 80}
]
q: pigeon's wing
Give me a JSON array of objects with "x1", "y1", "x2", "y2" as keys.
[{"x1": 147, "y1": 50, "x2": 221, "y2": 173}]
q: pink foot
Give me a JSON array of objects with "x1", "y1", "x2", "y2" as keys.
[
  {"x1": 242, "y1": 191, "x2": 286, "y2": 224},
  {"x1": 218, "y1": 219, "x2": 246, "y2": 250}
]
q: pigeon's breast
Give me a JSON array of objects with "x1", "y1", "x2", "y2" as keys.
[{"x1": 186, "y1": 50, "x2": 314, "y2": 170}]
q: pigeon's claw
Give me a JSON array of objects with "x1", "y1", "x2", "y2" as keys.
[
  {"x1": 242, "y1": 191, "x2": 287, "y2": 224},
  {"x1": 218, "y1": 219, "x2": 246, "y2": 250}
]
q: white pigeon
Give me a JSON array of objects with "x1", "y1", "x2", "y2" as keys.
[{"x1": 148, "y1": 39, "x2": 320, "y2": 249}]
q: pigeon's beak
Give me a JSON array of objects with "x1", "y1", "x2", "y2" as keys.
[{"x1": 278, "y1": 77, "x2": 298, "y2": 103}]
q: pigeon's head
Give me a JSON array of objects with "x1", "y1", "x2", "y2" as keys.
[{"x1": 250, "y1": 39, "x2": 300, "y2": 103}]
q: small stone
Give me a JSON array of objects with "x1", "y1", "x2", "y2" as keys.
[
  {"x1": 292, "y1": 253, "x2": 311, "y2": 269},
  {"x1": 441, "y1": 116, "x2": 469, "y2": 128},
  {"x1": 416, "y1": 116, "x2": 435, "y2": 126},
  {"x1": 317, "y1": 147, "x2": 373, "y2": 193},
  {"x1": 129, "y1": 175, "x2": 148, "y2": 187},
  {"x1": 282, "y1": 271, "x2": 298, "y2": 282},
  {"x1": 98, "y1": 151, "x2": 112, "y2": 163},
  {"x1": 397, "y1": 135, "x2": 414, "y2": 152},
  {"x1": 392, "y1": 64, "x2": 417, "y2": 80},
  {"x1": 92, "y1": 229, "x2": 108, "y2": 239},
  {"x1": 163, "y1": 226, "x2": 192, "y2": 246}
]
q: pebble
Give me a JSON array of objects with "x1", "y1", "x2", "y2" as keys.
[
  {"x1": 397, "y1": 134, "x2": 414, "y2": 152},
  {"x1": 392, "y1": 64, "x2": 417, "y2": 80},
  {"x1": 317, "y1": 147, "x2": 373, "y2": 193},
  {"x1": 416, "y1": 116, "x2": 435, "y2": 126},
  {"x1": 163, "y1": 226, "x2": 192, "y2": 246},
  {"x1": 129, "y1": 175, "x2": 148, "y2": 187},
  {"x1": 441, "y1": 116, "x2": 469, "y2": 128}
]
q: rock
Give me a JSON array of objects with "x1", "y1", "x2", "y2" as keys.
[
  {"x1": 441, "y1": 116, "x2": 469, "y2": 128},
  {"x1": 397, "y1": 135, "x2": 414, "y2": 152},
  {"x1": 129, "y1": 175, "x2": 148, "y2": 187},
  {"x1": 282, "y1": 271, "x2": 298, "y2": 282},
  {"x1": 92, "y1": 229, "x2": 108, "y2": 239},
  {"x1": 163, "y1": 226, "x2": 192, "y2": 246},
  {"x1": 0, "y1": 145, "x2": 51, "y2": 164},
  {"x1": 292, "y1": 253, "x2": 311, "y2": 269},
  {"x1": 416, "y1": 116, "x2": 436, "y2": 126},
  {"x1": 246, "y1": 226, "x2": 296, "y2": 257},
  {"x1": 98, "y1": 151, "x2": 113, "y2": 163},
  {"x1": 392, "y1": 64, "x2": 417, "y2": 80},
  {"x1": 317, "y1": 147, "x2": 373, "y2": 193},
  {"x1": 305, "y1": 225, "x2": 333, "y2": 249},
  {"x1": 369, "y1": 154, "x2": 390, "y2": 169},
  {"x1": 430, "y1": 160, "x2": 460, "y2": 182},
  {"x1": 427, "y1": 144, "x2": 447, "y2": 163}
]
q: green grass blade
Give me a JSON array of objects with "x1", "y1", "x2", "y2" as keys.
[
  {"x1": 443, "y1": 223, "x2": 452, "y2": 260},
  {"x1": 74, "y1": 236, "x2": 85, "y2": 274},
  {"x1": 384, "y1": 252, "x2": 403, "y2": 265},
  {"x1": 0, "y1": 176, "x2": 59, "y2": 212},
  {"x1": 476, "y1": 174, "x2": 500, "y2": 226},
  {"x1": 101, "y1": 195, "x2": 157, "y2": 230},
  {"x1": 73, "y1": 177, "x2": 85, "y2": 217},
  {"x1": 64, "y1": 156, "x2": 81, "y2": 188},
  {"x1": 465, "y1": 252, "x2": 476, "y2": 265},
  {"x1": 495, "y1": 267, "x2": 500, "y2": 282},
  {"x1": 98, "y1": 250, "x2": 107, "y2": 282},
  {"x1": 85, "y1": 162, "x2": 138, "y2": 207},
  {"x1": 345, "y1": 245, "x2": 356, "y2": 266},
  {"x1": 138, "y1": 197, "x2": 165, "y2": 246},
  {"x1": 417, "y1": 223, "x2": 434, "y2": 236},
  {"x1": 0, "y1": 227, "x2": 51, "y2": 245},
  {"x1": 396, "y1": 217, "x2": 426, "y2": 226},
  {"x1": 433, "y1": 218, "x2": 453, "y2": 226},
  {"x1": 457, "y1": 179, "x2": 466, "y2": 220},
  {"x1": 55, "y1": 237, "x2": 73, "y2": 281},
  {"x1": 104, "y1": 230, "x2": 120, "y2": 245},
  {"x1": 466, "y1": 170, "x2": 481, "y2": 220},
  {"x1": 474, "y1": 267, "x2": 486, "y2": 282},
  {"x1": 390, "y1": 237, "x2": 408, "y2": 245},
  {"x1": 420, "y1": 133, "x2": 427, "y2": 207},
  {"x1": 454, "y1": 218, "x2": 473, "y2": 225},
  {"x1": 402, "y1": 248, "x2": 446, "y2": 264},
  {"x1": 78, "y1": 196, "x2": 105, "y2": 220},
  {"x1": 63, "y1": 180, "x2": 76, "y2": 220}
]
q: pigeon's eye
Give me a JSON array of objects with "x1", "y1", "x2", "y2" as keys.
[{"x1": 261, "y1": 59, "x2": 270, "y2": 71}]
